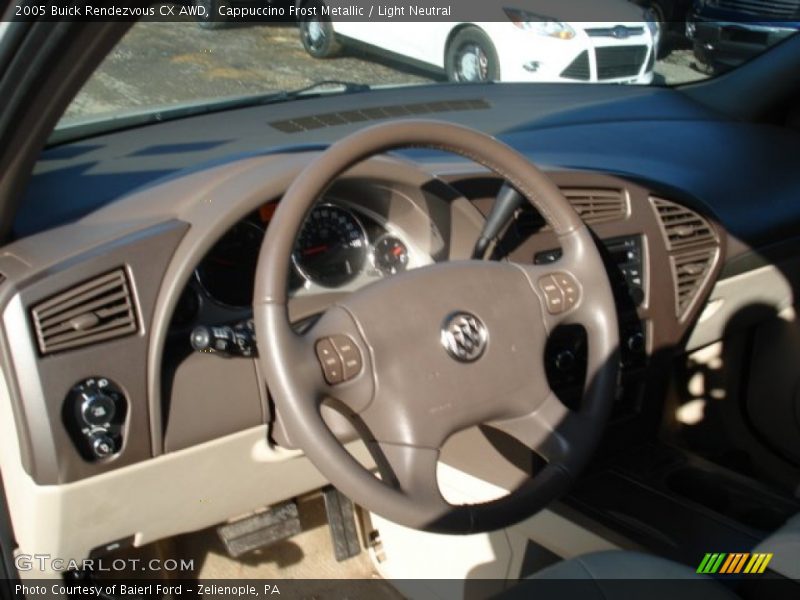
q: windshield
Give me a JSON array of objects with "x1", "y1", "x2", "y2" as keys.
[{"x1": 59, "y1": 6, "x2": 799, "y2": 127}]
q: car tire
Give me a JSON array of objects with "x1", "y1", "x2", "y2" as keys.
[
  {"x1": 445, "y1": 27, "x2": 501, "y2": 83},
  {"x1": 195, "y1": 0, "x2": 226, "y2": 29},
  {"x1": 298, "y1": 1, "x2": 341, "y2": 58},
  {"x1": 643, "y1": 2, "x2": 669, "y2": 58},
  {"x1": 648, "y1": 0, "x2": 667, "y2": 26},
  {"x1": 691, "y1": 41, "x2": 716, "y2": 75}
]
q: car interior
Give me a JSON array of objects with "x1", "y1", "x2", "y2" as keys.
[{"x1": 1, "y1": 9, "x2": 800, "y2": 600}]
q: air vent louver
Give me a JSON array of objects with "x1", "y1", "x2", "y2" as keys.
[
  {"x1": 562, "y1": 188, "x2": 628, "y2": 224},
  {"x1": 671, "y1": 249, "x2": 717, "y2": 318},
  {"x1": 652, "y1": 198, "x2": 720, "y2": 319},
  {"x1": 31, "y1": 268, "x2": 138, "y2": 355},
  {"x1": 652, "y1": 198, "x2": 716, "y2": 250},
  {"x1": 515, "y1": 187, "x2": 627, "y2": 235}
]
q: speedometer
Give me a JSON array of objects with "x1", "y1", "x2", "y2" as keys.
[{"x1": 293, "y1": 205, "x2": 368, "y2": 288}]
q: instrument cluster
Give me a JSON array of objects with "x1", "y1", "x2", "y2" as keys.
[{"x1": 172, "y1": 200, "x2": 426, "y2": 329}]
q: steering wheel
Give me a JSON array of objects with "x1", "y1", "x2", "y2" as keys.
[{"x1": 254, "y1": 121, "x2": 619, "y2": 534}]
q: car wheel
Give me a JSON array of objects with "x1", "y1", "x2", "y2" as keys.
[
  {"x1": 643, "y1": 1, "x2": 670, "y2": 58},
  {"x1": 648, "y1": 1, "x2": 667, "y2": 26},
  {"x1": 445, "y1": 27, "x2": 500, "y2": 83},
  {"x1": 691, "y1": 41, "x2": 716, "y2": 75},
  {"x1": 195, "y1": 0, "x2": 225, "y2": 29},
  {"x1": 298, "y1": 1, "x2": 341, "y2": 58}
]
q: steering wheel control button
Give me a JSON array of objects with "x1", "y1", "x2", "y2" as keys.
[
  {"x1": 538, "y1": 275, "x2": 565, "y2": 314},
  {"x1": 330, "y1": 335, "x2": 363, "y2": 380},
  {"x1": 80, "y1": 391, "x2": 117, "y2": 427},
  {"x1": 441, "y1": 312, "x2": 488, "y2": 363},
  {"x1": 553, "y1": 272, "x2": 580, "y2": 309},
  {"x1": 539, "y1": 272, "x2": 580, "y2": 313},
  {"x1": 315, "y1": 339, "x2": 343, "y2": 384}
]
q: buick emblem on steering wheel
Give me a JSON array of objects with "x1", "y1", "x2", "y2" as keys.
[{"x1": 441, "y1": 312, "x2": 488, "y2": 362}]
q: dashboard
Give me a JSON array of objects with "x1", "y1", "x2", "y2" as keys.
[
  {"x1": 11, "y1": 77, "x2": 799, "y2": 492},
  {"x1": 0, "y1": 142, "x2": 728, "y2": 489}
]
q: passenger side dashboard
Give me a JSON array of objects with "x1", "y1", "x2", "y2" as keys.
[{"x1": 447, "y1": 170, "x2": 724, "y2": 421}]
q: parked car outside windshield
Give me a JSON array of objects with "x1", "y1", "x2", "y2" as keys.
[
  {"x1": 57, "y1": 2, "x2": 794, "y2": 130},
  {"x1": 298, "y1": 6, "x2": 660, "y2": 84}
]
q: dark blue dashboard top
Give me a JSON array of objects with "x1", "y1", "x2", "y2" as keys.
[{"x1": 20, "y1": 82, "x2": 800, "y2": 249}]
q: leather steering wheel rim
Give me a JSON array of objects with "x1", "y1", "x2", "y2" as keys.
[{"x1": 254, "y1": 120, "x2": 619, "y2": 534}]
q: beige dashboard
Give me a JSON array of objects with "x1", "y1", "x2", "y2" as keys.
[{"x1": 0, "y1": 148, "x2": 728, "y2": 569}]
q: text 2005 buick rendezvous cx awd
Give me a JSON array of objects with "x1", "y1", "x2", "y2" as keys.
[{"x1": 0, "y1": 1, "x2": 799, "y2": 599}]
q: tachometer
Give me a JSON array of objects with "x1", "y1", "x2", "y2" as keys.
[
  {"x1": 293, "y1": 205, "x2": 368, "y2": 288},
  {"x1": 373, "y1": 235, "x2": 409, "y2": 276}
]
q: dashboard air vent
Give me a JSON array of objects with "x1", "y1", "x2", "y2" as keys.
[
  {"x1": 652, "y1": 198, "x2": 716, "y2": 250},
  {"x1": 514, "y1": 187, "x2": 627, "y2": 235},
  {"x1": 671, "y1": 249, "x2": 717, "y2": 318},
  {"x1": 269, "y1": 99, "x2": 490, "y2": 133},
  {"x1": 31, "y1": 268, "x2": 138, "y2": 355},
  {"x1": 562, "y1": 188, "x2": 628, "y2": 224}
]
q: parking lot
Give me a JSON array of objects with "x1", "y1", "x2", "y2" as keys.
[{"x1": 64, "y1": 22, "x2": 707, "y2": 122}]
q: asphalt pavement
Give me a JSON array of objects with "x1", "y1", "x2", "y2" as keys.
[{"x1": 63, "y1": 22, "x2": 707, "y2": 122}]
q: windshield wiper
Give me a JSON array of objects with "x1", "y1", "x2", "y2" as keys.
[
  {"x1": 173, "y1": 79, "x2": 372, "y2": 118},
  {"x1": 50, "y1": 80, "x2": 372, "y2": 146},
  {"x1": 200, "y1": 79, "x2": 372, "y2": 114},
  {"x1": 258, "y1": 80, "x2": 371, "y2": 104}
]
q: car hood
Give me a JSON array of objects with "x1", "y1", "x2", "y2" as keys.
[{"x1": 507, "y1": 0, "x2": 644, "y2": 21}]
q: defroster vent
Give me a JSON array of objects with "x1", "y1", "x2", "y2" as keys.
[
  {"x1": 269, "y1": 99, "x2": 490, "y2": 133},
  {"x1": 31, "y1": 268, "x2": 138, "y2": 355}
]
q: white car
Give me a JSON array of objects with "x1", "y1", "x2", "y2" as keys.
[{"x1": 298, "y1": 2, "x2": 660, "y2": 84}]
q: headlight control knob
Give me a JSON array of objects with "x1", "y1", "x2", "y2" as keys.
[
  {"x1": 80, "y1": 390, "x2": 117, "y2": 427},
  {"x1": 65, "y1": 377, "x2": 126, "y2": 462},
  {"x1": 88, "y1": 430, "x2": 116, "y2": 459}
]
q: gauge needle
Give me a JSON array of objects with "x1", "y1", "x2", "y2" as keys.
[{"x1": 302, "y1": 245, "x2": 328, "y2": 256}]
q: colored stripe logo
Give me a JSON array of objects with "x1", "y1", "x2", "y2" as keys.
[{"x1": 697, "y1": 553, "x2": 773, "y2": 574}]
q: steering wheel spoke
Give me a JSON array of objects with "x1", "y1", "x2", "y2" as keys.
[
  {"x1": 370, "y1": 442, "x2": 448, "y2": 510},
  {"x1": 489, "y1": 391, "x2": 589, "y2": 475}
]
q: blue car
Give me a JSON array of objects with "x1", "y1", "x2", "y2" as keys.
[{"x1": 687, "y1": 0, "x2": 800, "y2": 72}]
